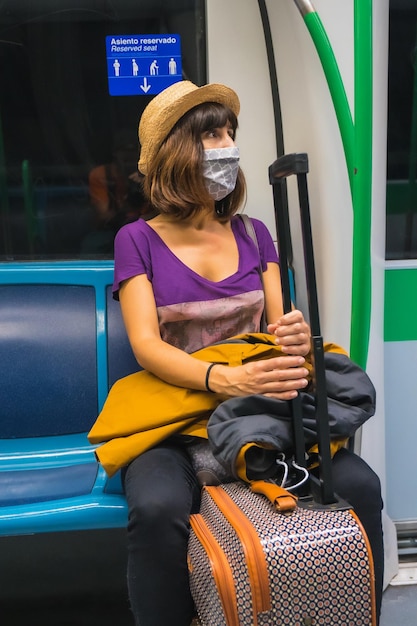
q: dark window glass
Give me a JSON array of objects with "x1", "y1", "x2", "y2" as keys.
[
  {"x1": 0, "y1": 0, "x2": 206, "y2": 260},
  {"x1": 386, "y1": 0, "x2": 417, "y2": 259}
]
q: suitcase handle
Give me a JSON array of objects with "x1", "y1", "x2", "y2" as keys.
[
  {"x1": 269, "y1": 153, "x2": 336, "y2": 505},
  {"x1": 249, "y1": 480, "x2": 297, "y2": 513}
]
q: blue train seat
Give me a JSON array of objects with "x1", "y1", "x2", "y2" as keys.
[
  {"x1": 0, "y1": 262, "x2": 138, "y2": 536},
  {"x1": 0, "y1": 261, "x2": 297, "y2": 537}
]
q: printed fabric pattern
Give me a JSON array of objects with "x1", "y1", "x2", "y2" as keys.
[{"x1": 202, "y1": 146, "x2": 240, "y2": 201}]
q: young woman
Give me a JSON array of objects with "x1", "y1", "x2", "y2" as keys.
[{"x1": 113, "y1": 81, "x2": 383, "y2": 625}]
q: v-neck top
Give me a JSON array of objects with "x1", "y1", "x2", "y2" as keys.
[{"x1": 113, "y1": 215, "x2": 279, "y2": 353}]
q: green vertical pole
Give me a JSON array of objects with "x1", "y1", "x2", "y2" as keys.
[
  {"x1": 350, "y1": 0, "x2": 373, "y2": 368},
  {"x1": 22, "y1": 159, "x2": 37, "y2": 255},
  {"x1": 0, "y1": 111, "x2": 11, "y2": 254}
]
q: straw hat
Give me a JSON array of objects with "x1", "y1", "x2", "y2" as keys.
[{"x1": 138, "y1": 81, "x2": 240, "y2": 175}]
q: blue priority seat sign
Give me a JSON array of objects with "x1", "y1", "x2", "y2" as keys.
[{"x1": 106, "y1": 34, "x2": 182, "y2": 96}]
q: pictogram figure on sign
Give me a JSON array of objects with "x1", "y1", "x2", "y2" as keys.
[
  {"x1": 113, "y1": 59, "x2": 120, "y2": 76},
  {"x1": 168, "y1": 58, "x2": 177, "y2": 75},
  {"x1": 149, "y1": 60, "x2": 159, "y2": 75},
  {"x1": 132, "y1": 59, "x2": 139, "y2": 76}
]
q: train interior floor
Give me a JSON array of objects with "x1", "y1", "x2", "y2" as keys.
[
  {"x1": 0, "y1": 529, "x2": 416, "y2": 625},
  {"x1": 1, "y1": 586, "x2": 416, "y2": 626}
]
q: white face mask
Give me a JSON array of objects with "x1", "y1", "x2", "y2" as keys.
[{"x1": 202, "y1": 146, "x2": 240, "y2": 201}]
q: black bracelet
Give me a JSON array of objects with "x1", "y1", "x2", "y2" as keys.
[{"x1": 205, "y1": 363, "x2": 217, "y2": 392}]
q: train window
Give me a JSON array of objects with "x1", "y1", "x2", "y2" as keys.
[
  {"x1": 0, "y1": 0, "x2": 206, "y2": 260},
  {"x1": 386, "y1": 0, "x2": 417, "y2": 259}
]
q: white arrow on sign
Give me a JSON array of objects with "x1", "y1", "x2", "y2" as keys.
[{"x1": 140, "y1": 77, "x2": 151, "y2": 93}]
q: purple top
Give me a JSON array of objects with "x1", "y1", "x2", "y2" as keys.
[{"x1": 113, "y1": 215, "x2": 279, "y2": 353}]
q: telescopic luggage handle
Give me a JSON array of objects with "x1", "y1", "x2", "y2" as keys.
[{"x1": 269, "y1": 153, "x2": 338, "y2": 507}]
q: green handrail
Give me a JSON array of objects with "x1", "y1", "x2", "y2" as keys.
[
  {"x1": 22, "y1": 159, "x2": 38, "y2": 254},
  {"x1": 293, "y1": 0, "x2": 373, "y2": 369},
  {"x1": 350, "y1": 0, "x2": 373, "y2": 368},
  {"x1": 0, "y1": 110, "x2": 11, "y2": 254}
]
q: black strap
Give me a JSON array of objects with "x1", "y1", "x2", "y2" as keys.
[{"x1": 239, "y1": 214, "x2": 267, "y2": 332}]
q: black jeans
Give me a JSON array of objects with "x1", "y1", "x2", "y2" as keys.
[
  {"x1": 123, "y1": 444, "x2": 383, "y2": 626},
  {"x1": 122, "y1": 442, "x2": 201, "y2": 626}
]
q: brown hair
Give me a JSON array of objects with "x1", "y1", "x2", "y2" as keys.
[{"x1": 142, "y1": 102, "x2": 246, "y2": 221}]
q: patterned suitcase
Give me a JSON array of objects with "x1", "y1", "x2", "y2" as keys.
[
  {"x1": 188, "y1": 154, "x2": 377, "y2": 625},
  {"x1": 188, "y1": 481, "x2": 376, "y2": 625}
]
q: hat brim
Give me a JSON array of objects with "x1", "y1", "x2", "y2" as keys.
[{"x1": 138, "y1": 82, "x2": 240, "y2": 174}]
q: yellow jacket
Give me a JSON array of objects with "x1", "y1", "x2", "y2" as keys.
[{"x1": 88, "y1": 333, "x2": 346, "y2": 476}]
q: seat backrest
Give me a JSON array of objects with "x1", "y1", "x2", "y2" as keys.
[
  {"x1": 1, "y1": 283, "x2": 98, "y2": 437},
  {"x1": 0, "y1": 264, "x2": 139, "y2": 439}
]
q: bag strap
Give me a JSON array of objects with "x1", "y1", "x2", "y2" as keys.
[
  {"x1": 239, "y1": 214, "x2": 267, "y2": 332},
  {"x1": 239, "y1": 214, "x2": 262, "y2": 280}
]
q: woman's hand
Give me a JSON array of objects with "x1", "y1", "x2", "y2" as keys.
[
  {"x1": 267, "y1": 309, "x2": 311, "y2": 357},
  {"x1": 207, "y1": 355, "x2": 310, "y2": 401},
  {"x1": 206, "y1": 309, "x2": 312, "y2": 400}
]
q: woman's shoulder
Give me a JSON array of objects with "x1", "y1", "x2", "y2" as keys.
[
  {"x1": 113, "y1": 219, "x2": 156, "y2": 295},
  {"x1": 232, "y1": 214, "x2": 273, "y2": 241},
  {"x1": 114, "y1": 217, "x2": 155, "y2": 249},
  {"x1": 116, "y1": 217, "x2": 149, "y2": 237}
]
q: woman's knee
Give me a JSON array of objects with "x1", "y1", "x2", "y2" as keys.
[
  {"x1": 123, "y1": 445, "x2": 198, "y2": 536},
  {"x1": 331, "y1": 448, "x2": 383, "y2": 511},
  {"x1": 129, "y1": 483, "x2": 190, "y2": 536}
]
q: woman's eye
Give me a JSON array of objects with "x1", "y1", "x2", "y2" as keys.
[{"x1": 202, "y1": 127, "x2": 235, "y2": 141}]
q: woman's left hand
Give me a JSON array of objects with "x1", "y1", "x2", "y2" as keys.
[{"x1": 267, "y1": 309, "x2": 311, "y2": 357}]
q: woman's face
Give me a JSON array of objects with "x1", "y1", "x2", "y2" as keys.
[{"x1": 201, "y1": 123, "x2": 236, "y2": 150}]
